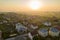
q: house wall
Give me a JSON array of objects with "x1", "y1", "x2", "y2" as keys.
[
  {"x1": 49, "y1": 31, "x2": 59, "y2": 37},
  {"x1": 28, "y1": 33, "x2": 33, "y2": 40},
  {"x1": 38, "y1": 31, "x2": 48, "y2": 37}
]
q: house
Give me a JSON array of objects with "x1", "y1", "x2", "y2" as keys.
[
  {"x1": 43, "y1": 21, "x2": 51, "y2": 26},
  {"x1": 0, "y1": 20, "x2": 3, "y2": 24},
  {"x1": 28, "y1": 33, "x2": 33, "y2": 40},
  {"x1": 5, "y1": 37, "x2": 15, "y2": 40},
  {"x1": 0, "y1": 30, "x2": 3, "y2": 40},
  {"x1": 9, "y1": 34, "x2": 17, "y2": 37},
  {"x1": 55, "y1": 26, "x2": 60, "y2": 34},
  {"x1": 6, "y1": 34, "x2": 27, "y2": 40},
  {"x1": 30, "y1": 24, "x2": 38, "y2": 30},
  {"x1": 27, "y1": 24, "x2": 38, "y2": 32},
  {"x1": 0, "y1": 21, "x2": 3, "y2": 24},
  {"x1": 55, "y1": 26, "x2": 60, "y2": 31},
  {"x1": 38, "y1": 28, "x2": 48, "y2": 37},
  {"x1": 22, "y1": 21, "x2": 28, "y2": 26},
  {"x1": 28, "y1": 30, "x2": 38, "y2": 40},
  {"x1": 15, "y1": 23, "x2": 27, "y2": 33},
  {"x1": 14, "y1": 35, "x2": 27, "y2": 40},
  {"x1": 49, "y1": 27, "x2": 60, "y2": 37},
  {"x1": 3, "y1": 20, "x2": 8, "y2": 23}
]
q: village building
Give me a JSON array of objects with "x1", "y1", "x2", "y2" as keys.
[
  {"x1": 28, "y1": 30, "x2": 38, "y2": 40},
  {"x1": 43, "y1": 21, "x2": 52, "y2": 26},
  {"x1": 0, "y1": 21, "x2": 3, "y2": 24},
  {"x1": 38, "y1": 28, "x2": 48, "y2": 37},
  {"x1": 30, "y1": 24, "x2": 38, "y2": 29},
  {"x1": 27, "y1": 23, "x2": 38, "y2": 32},
  {"x1": 3, "y1": 20, "x2": 8, "y2": 23},
  {"x1": 5, "y1": 34, "x2": 27, "y2": 40},
  {"x1": 15, "y1": 23, "x2": 27, "y2": 33},
  {"x1": 5, "y1": 37, "x2": 15, "y2": 40},
  {"x1": 55, "y1": 26, "x2": 60, "y2": 31},
  {"x1": 49, "y1": 27, "x2": 60, "y2": 37},
  {"x1": 14, "y1": 35, "x2": 27, "y2": 40}
]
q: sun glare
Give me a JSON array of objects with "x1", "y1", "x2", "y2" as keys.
[{"x1": 28, "y1": 0, "x2": 43, "y2": 10}]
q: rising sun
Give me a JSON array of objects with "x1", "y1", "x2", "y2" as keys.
[{"x1": 28, "y1": 0, "x2": 42, "y2": 10}]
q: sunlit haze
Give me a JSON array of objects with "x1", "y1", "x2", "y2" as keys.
[
  {"x1": 28, "y1": 0, "x2": 43, "y2": 10},
  {"x1": 0, "y1": 0, "x2": 60, "y2": 12}
]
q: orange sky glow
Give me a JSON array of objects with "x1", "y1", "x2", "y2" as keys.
[{"x1": 0, "y1": 0, "x2": 60, "y2": 12}]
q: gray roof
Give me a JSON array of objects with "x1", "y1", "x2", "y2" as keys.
[
  {"x1": 50, "y1": 27, "x2": 59, "y2": 32},
  {"x1": 15, "y1": 36, "x2": 27, "y2": 40},
  {"x1": 5, "y1": 37, "x2": 15, "y2": 40},
  {"x1": 5, "y1": 34, "x2": 27, "y2": 40},
  {"x1": 39, "y1": 28, "x2": 48, "y2": 33}
]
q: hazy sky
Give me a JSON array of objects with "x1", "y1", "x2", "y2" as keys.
[{"x1": 0, "y1": 0, "x2": 60, "y2": 12}]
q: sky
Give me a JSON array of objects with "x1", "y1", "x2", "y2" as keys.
[{"x1": 0, "y1": 0, "x2": 60, "y2": 12}]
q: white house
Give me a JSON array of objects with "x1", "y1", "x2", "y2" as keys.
[
  {"x1": 49, "y1": 27, "x2": 60, "y2": 37},
  {"x1": 28, "y1": 33, "x2": 33, "y2": 40},
  {"x1": 38, "y1": 28, "x2": 48, "y2": 37},
  {"x1": 16, "y1": 23, "x2": 27, "y2": 33},
  {"x1": 43, "y1": 21, "x2": 51, "y2": 26},
  {"x1": 28, "y1": 30, "x2": 38, "y2": 40},
  {"x1": 55, "y1": 26, "x2": 60, "y2": 32},
  {"x1": 30, "y1": 24, "x2": 38, "y2": 30}
]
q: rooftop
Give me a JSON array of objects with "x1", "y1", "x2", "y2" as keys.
[
  {"x1": 39, "y1": 29, "x2": 48, "y2": 33},
  {"x1": 50, "y1": 27, "x2": 59, "y2": 32}
]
